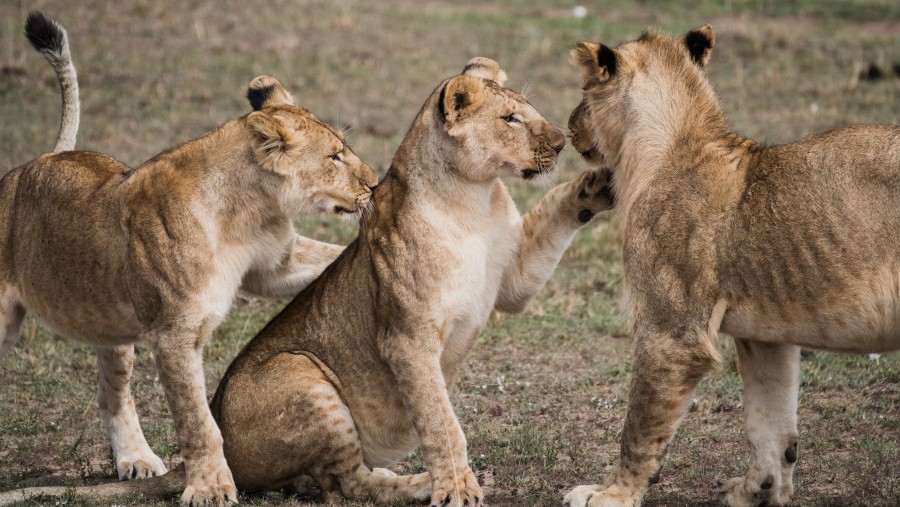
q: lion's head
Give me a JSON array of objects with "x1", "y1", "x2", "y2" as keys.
[
  {"x1": 243, "y1": 75, "x2": 377, "y2": 218},
  {"x1": 433, "y1": 57, "x2": 566, "y2": 183},
  {"x1": 568, "y1": 25, "x2": 716, "y2": 175}
]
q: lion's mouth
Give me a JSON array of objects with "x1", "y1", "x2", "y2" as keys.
[
  {"x1": 333, "y1": 205, "x2": 356, "y2": 215},
  {"x1": 521, "y1": 168, "x2": 542, "y2": 180},
  {"x1": 522, "y1": 163, "x2": 556, "y2": 180}
]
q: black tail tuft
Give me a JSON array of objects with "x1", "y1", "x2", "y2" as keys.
[{"x1": 25, "y1": 11, "x2": 66, "y2": 55}]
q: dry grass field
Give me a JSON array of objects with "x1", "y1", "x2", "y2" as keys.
[{"x1": 1, "y1": 1, "x2": 899, "y2": 506}]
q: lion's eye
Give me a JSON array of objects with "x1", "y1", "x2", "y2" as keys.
[
  {"x1": 502, "y1": 114, "x2": 521, "y2": 124},
  {"x1": 330, "y1": 152, "x2": 343, "y2": 162}
]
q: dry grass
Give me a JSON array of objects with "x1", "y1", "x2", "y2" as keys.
[{"x1": 1, "y1": 1, "x2": 899, "y2": 506}]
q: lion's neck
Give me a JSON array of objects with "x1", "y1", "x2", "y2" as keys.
[
  {"x1": 384, "y1": 115, "x2": 499, "y2": 221},
  {"x1": 136, "y1": 121, "x2": 286, "y2": 239},
  {"x1": 612, "y1": 71, "x2": 735, "y2": 224}
]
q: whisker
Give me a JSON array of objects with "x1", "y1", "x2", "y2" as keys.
[
  {"x1": 520, "y1": 82, "x2": 532, "y2": 100},
  {"x1": 536, "y1": 167, "x2": 555, "y2": 187}
]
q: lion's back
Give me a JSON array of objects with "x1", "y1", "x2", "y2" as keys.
[{"x1": 720, "y1": 124, "x2": 900, "y2": 350}]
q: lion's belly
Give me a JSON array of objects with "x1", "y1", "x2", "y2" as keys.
[
  {"x1": 19, "y1": 285, "x2": 143, "y2": 345},
  {"x1": 722, "y1": 266, "x2": 900, "y2": 353}
]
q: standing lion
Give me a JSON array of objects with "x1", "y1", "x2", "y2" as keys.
[
  {"x1": 564, "y1": 24, "x2": 900, "y2": 507},
  {"x1": 1, "y1": 12, "x2": 375, "y2": 506}
]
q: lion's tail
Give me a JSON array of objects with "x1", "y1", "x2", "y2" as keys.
[
  {"x1": 24, "y1": 11, "x2": 80, "y2": 153},
  {"x1": 0, "y1": 464, "x2": 185, "y2": 506}
]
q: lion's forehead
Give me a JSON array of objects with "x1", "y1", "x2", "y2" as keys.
[
  {"x1": 619, "y1": 32, "x2": 684, "y2": 67},
  {"x1": 274, "y1": 107, "x2": 345, "y2": 149},
  {"x1": 569, "y1": 101, "x2": 589, "y2": 124},
  {"x1": 483, "y1": 81, "x2": 527, "y2": 105}
]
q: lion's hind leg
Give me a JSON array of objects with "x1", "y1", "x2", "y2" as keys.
[
  {"x1": 220, "y1": 352, "x2": 430, "y2": 503},
  {"x1": 308, "y1": 466, "x2": 431, "y2": 505},
  {"x1": 298, "y1": 362, "x2": 431, "y2": 504},
  {"x1": 717, "y1": 340, "x2": 800, "y2": 507},
  {"x1": 0, "y1": 286, "x2": 25, "y2": 359},
  {"x1": 95, "y1": 344, "x2": 168, "y2": 480},
  {"x1": 346, "y1": 466, "x2": 431, "y2": 503}
]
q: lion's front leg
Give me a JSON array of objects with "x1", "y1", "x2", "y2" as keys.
[
  {"x1": 151, "y1": 325, "x2": 236, "y2": 507},
  {"x1": 381, "y1": 332, "x2": 483, "y2": 507},
  {"x1": 240, "y1": 234, "x2": 344, "y2": 299},
  {"x1": 496, "y1": 170, "x2": 613, "y2": 313},
  {"x1": 718, "y1": 340, "x2": 800, "y2": 507},
  {"x1": 564, "y1": 327, "x2": 719, "y2": 507}
]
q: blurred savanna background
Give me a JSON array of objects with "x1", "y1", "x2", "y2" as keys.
[{"x1": 1, "y1": 0, "x2": 899, "y2": 505}]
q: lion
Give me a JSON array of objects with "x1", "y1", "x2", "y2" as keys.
[
  {"x1": 0, "y1": 57, "x2": 614, "y2": 507},
  {"x1": 0, "y1": 12, "x2": 376, "y2": 507},
  {"x1": 562, "y1": 24, "x2": 900, "y2": 507}
]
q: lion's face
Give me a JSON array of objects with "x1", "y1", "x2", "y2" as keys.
[
  {"x1": 267, "y1": 107, "x2": 376, "y2": 217},
  {"x1": 568, "y1": 26, "x2": 716, "y2": 174},
  {"x1": 244, "y1": 75, "x2": 377, "y2": 218},
  {"x1": 438, "y1": 58, "x2": 566, "y2": 183}
]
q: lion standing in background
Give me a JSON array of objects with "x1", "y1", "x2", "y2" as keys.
[{"x1": 565, "y1": 24, "x2": 900, "y2": 507}]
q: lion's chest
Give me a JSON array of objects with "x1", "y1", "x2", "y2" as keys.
[{"x1": 428, "y1": 215, "x2": 518, "y2": 373}]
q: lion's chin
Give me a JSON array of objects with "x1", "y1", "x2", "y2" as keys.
[
  {"x1": 521, "y1": 163, "x2": 556, "y2": 186},
  {"x1": 331, "y1": 205, "x2": 363, "y2": 221}
]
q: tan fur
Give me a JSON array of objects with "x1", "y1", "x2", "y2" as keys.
[
  {"x1": 564, "y1": 25, "x2": 900, "y2": 507},
  {"x1": 0, "y1": 57, "x2": 613, "y2": 507},
  {"x1": 0, "y1": 13, "x2": 376, "y2": 507}
]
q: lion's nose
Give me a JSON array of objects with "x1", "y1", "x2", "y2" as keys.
[
  {"x1": 550, "y1": 128, "x2": 566, "y2": 154},
  {"x1": 360, "y1": 163, "x2": 378, "y2": 188}
]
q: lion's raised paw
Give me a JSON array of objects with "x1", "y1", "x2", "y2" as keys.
[{"x1": 571, "y1": 170, "x2": 615, "y2": 223}]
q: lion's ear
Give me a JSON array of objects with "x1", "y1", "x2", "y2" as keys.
[
  {"x1": 571, "y1": 42, "x2": 616, "y2": 83},
  {"x1": 683, "y1": 24, "x2": 714, "y2": 67},
  {"x1": 247, "y1": 75, "x2": 295, "y2": 110},
  {"x1": 440, "y1": 74, "x2": 485, "y2": 124},
  {"x1": 246, "y1": 111, "x2": 303, "y2": 174},
  {"x1": 462, "y1": 57, "x2": 508, "y2": 87}
]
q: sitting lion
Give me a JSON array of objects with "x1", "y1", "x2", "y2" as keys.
[
  {"x1": 563, "y1": 24, "x2": 900, "y2": 507},
  {"x1": 0, "y1": 12, "x2": 375, "y2": 506},
  {"x1": 0, "y1": 57, "x2": 613, "y2": 507}
]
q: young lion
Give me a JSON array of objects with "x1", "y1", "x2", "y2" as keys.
[
  {"x1": 0, "y1": 12, "x2": 375, "y2": 507},
  {"x1": 0, "y1": 58, "x2": 613, "y2": 507},
  {"x1": 563, "y1": 24, "x2": 900, "y2": 507}
]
